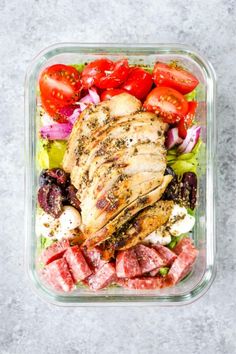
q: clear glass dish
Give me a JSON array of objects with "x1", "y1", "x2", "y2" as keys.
[{"x1": 25, "y1": 43, "x2": 216, "y2": 306}]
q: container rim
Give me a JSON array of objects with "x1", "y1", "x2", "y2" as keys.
[{"x1": 24, "y1": 43, "x2": 216, "y2": 306}]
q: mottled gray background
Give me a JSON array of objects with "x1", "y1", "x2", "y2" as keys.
[{"x1": 0, "y1": 0, "x2": 236, "y2": 353}]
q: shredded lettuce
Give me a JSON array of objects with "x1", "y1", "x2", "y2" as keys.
[
  {"x1": 71, "y1": 63, "x2": 86, "y2": 73},
  {"x1": 168, "y1": 234, "x2": 187, "y2": 249},
  {"x1": 185, "y1": 83, "x2": 205, "y2": 102},
  {"x1": 37, "y1": 140, "x2": 67, "y2": 169},
  {"x1": 185, "y1": 89, "x2": 197, "y2": 101},
  {"x1": 167, "y1": 139, "x2": 205, "y2": 176},
  {"x1": 36, "y1": 237, "x2": 54, "y2": 266},
  {"x1": 159, "y1": 267, "x2": 169, "y2": 276}
]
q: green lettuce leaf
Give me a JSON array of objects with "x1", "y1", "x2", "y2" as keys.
[
  {"x1": 36, "y1": 236, "x2": 54, "y2": 264},
  {"x1": 159, "y1": 267, "x2": 169, "y2": 276},
  {"x1": 167, "y1": 139, "x2": 205, "y2": 176},
  {"x1": 71, "y1": 63, "x2": 86, "y2": 72}
]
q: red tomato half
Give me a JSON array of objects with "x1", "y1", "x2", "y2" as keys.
[
  {"x1": 121, "y1": 67, "x2": 153, "y2": 100},
  {"x1": 101, "y1": 88, "x2": 126, "y2": 101},
  {"x1": 143, "y1": 87, "x2": 189, "y2": 124},
  {"x1": 153, "y1": 62, "x2": 199, "y2": 94},
  {"x1": 177, "y1": 101, "x2": 198, "y2": 138},
  {"x1": 81, "y1": 58, "x2": 113, "y2": 89},
  {"x1": 81, "y1": 59, "x2": 129, "y2": 89},
  {"x1": 39, "y1": 64, "x2": 81, "y2": 120}
]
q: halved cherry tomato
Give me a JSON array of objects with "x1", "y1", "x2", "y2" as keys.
[
  {"x1": 153, "y1": 62, "x2": 199, "y2": 94},
  {"x1": 121, "y1": 67, "x2": 153, "y2": 100},
  {"x1": 143, "y1": 87, "x2": 189, "y2": 124},
  {"x1": 177, "y1": 101, "x2": 198, "y2": 138},
  {"x1": 81, "y1": 58, "x2": 129, "y2": 89},
  {"x1": 101, "y1": 88, "x2": 126, "y2": 101},
  {"x1": 39, "y1": 64, "x2": 81, "y2": 120}
]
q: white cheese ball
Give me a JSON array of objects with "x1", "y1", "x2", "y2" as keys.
[
  {"x1": 36, "y1": 212, "x2": 60, "y2": 238},
  {"x1": 168, "y1": 204, "x2": 195, "y2": 236},
  {"x1": 59, "y1": 206, "x2": 81, "y2": 232},
  {"x1": 145, "y1": 230, "x2": 172, "y2": 246}
]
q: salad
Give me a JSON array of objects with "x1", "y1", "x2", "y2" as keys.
[{"x1": 36, "y1": 58, "x2": 202, "y2": 292}]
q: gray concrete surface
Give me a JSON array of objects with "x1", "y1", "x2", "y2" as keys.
[{"x1": 0, "y1": 0, "x2": 236, "y2": 353}]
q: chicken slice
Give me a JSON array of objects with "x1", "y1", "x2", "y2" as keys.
[
  {"x1": 76, "y1": 112, "x2": 166, "y2": 174},
  {"x1": 81, "y1": 173, "x2": 164, "y2": 233},
  {"x1": 87, "y1": 142, "x2": 164, "y2": 181},
  {"x1": 83, "y1": 175, "x2": 173, "y2": 248},
  {"x1": 71, "y1": 115, "x2": 166, "y2": 192},
  {"x1": 63, "y1": 93, "x2": 141, "y2": 173},
  {"x1": 100, "y1": 200, "x2": 174, "y2": 259},
  {"x1": 115, "y1": 200, "x2": 174, "y2": 250}
]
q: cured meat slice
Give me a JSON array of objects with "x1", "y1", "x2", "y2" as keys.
[
  {"x1": 87, "y1": 263, "x2": 116, "y2": 290},
  {"x1": 40, "y1": 239, "x2": 70, "y2": 265},
  {"x1": 82, "y1": 246, "x2": 107, "y2": 270},
  {"x1": 43, "y1": 258, "x2": 75, "y2": 292},
  {"x1": 173, "y1": 237, "x2": 195, "y2": 255},
  {"x1": 117, "y1": 276, "x2": 164, "y2": 290},
  {"x1": 149, "y1": 268, "x2": 161, "y2": 277},
  {"x1": 64, "y1": 246, "x2": 92, "y2": 282},
  {"x1": 153, "y1": 244, "x2": 177, "y2": 266},
  {"x1": 167, "y1": 245, "x2": 199, "y2": 284},
  {"x1": 116, "y1": 249, "x2": 141, "y2": 278},
  {"x1": 135, "y1": 244, "x2": 164, "y2": 274}
]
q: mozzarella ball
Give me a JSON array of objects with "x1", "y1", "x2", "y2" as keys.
[
  {"x1": 144, "y1": 229, "x2": 172, "y2": 246},
  {"x1": 59, "y1": 206, "x2": 81, "y2": 231},
  {"x1": 168, "y1": 205, "x2": 195, "y2": 236},
  {"x1": 36, "y1": 212, "x2": 59, "y2": 238}
]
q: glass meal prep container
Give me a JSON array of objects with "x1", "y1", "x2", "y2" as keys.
[{"x1": 25, "y1": 43, "x2": 216, "y2": 306}]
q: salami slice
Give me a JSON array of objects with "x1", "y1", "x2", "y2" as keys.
[
  {"x1": 82, "y1": 246, "x2": 107, "y2": 270},
  {"x1": 64, "y1": 245, "x2": 92, "y2": 282},
  {"x1": 135, "y1": 244, "x2": 164, "y2": 274},
  {"x1": 153, "y1": 244, "x2": 177, "y2": 266},
  {"x1": 167, "y1": 247, "x2": 199, "y2": 284},
  {"x1": 116, "y1": 249, "x2": 141, "y2": 278},
  {"x1": 173, "y1": 237, "x2": 195, "y2": 255},
  {"x1": 117, "y1": 276, "x2": 164, "y2": 290},
  {"x1": 87, "y1": 263, "x2": 116, "y2": 290},
  {"x1": 43, "y1": 258, "x2": 75, "y2": 292},
  {"x1": 40, "y1": 239, "x2": 70, "y2": 265}
]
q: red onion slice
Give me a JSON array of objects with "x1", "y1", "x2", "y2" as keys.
[
  {"x1": 41, "y1": 113, "x2": 55, "y2": 126},
  {"x1": 88, "y1": 88, "x2": 100, "y2": 104},
  {"x1": 178, "y1": 126, "x2": 201, "y2": 154},
  {"x1": 40, "y1": 123, "x2": 73, "y2": 140},
  {"x1": 68, "y1": 108, "x2": 82, "y2": 124},
  {"x1": 166, "y1": 127, "x2": 183, "y2": 149}
]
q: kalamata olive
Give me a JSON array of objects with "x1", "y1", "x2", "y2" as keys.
[
  {"x1": 65, "y1": 185, "x2": 81, "y2": 211},
  {"x1": 46, "y1": 168, "x2": 69, "y2": 186},
  {"x1": 39, "y1": 169, "x2": 55, "y2": 186},
  {"x1": 39, "y1": 168, "x2": 69, "y2": 187},
  {"x1": 38, "y1": 184, "x2": 63, "y2": 218},
  {"x1": 164, "y1": 166, "x2": 176, "y2": 177},
  {"x1": 181, "y1": 172, "x2": 197, "y2": 210},
  {"x1": 163, "y1": 167, "x2": 179, "y2": 201}
]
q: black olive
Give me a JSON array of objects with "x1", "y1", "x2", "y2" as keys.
[
  {"x1": 39, "y1": 168, "x2": 69, "y2": 187},
  {"x1": 38, "y1": 184, "x2": 63, "y2": 218},
  {"x1": 65, "y1": 185, "x2": 81, "y2": 211},
  {"x1": 164, "y1": 166, "x2": 176, "y2": 177},
  {"x1": 181, "y1": 172, "x2": 197, "y2": 210}
]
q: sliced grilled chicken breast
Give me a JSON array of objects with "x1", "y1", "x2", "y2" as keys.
[
  {"x1": 83, "y1": 175, "x2": 173, "y2": 248},
  {"x1": 63, "y1": 93, "x2": 141, "y2": 173},
  {"x1": 116, "y1": 200, "x2": 174, "y2": 250},
  {"x1": 63, "y1": 93, "x2": 172, "y2": 248}
]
